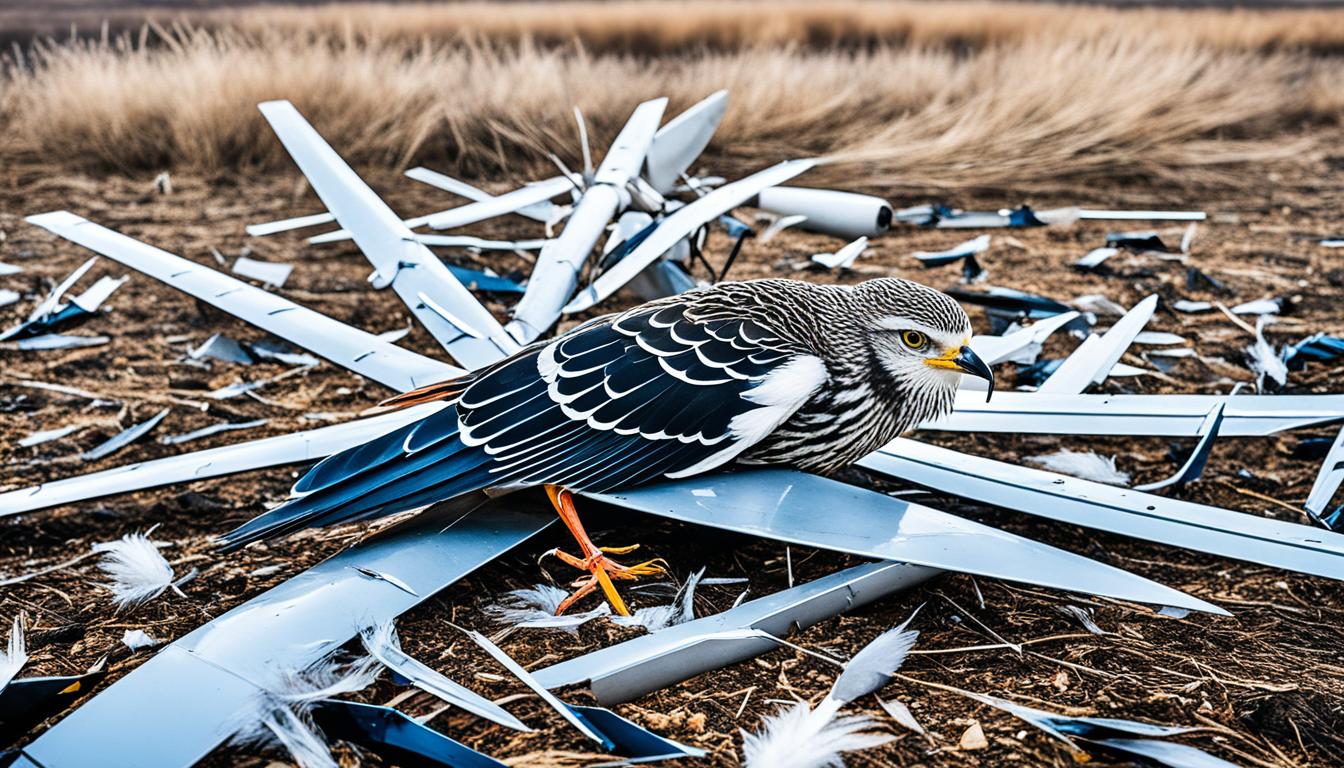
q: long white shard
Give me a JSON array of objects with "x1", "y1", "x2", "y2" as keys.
[
  {"x1": 0, "y1": 404, "x2": 442, "y2": 518},
  {"x1": 421, "y1": 176, "x2": 573, "y2": 232},
  {"x1": 859, "y1": 439, "x2": 1344, "y2": 581},
  {"x1": 930, "y1": 392, "x2": 1344, "y2": 436},
  {"x1": 1038, "y1": 295, "x2": 1157, "y2": 394},
  {"x1": 1306, "y1": 426, "x2": 1344, "y2": 520},
  {"x1": 644, "y1": 90, "x2": 729, "y2": 194},
  {"x1": 599, "y1": 468, "x2": 1224, "y2": 614},
  {"x1": 969, "y1": 312, "x2": 1080, "y2": 366},
  {"x1": 245, "y1": 212, "x2": 337, "y2": 238},
  {"x1": 309, "y1": 176, "x2": 572, "y2": 244},
  {"x1": 564, "y1": 159, "x2": 816, "y2": 314},
  {"x1": 534, "y1": 561, "x2": 939, "y2": 704},
  {"x1": 505, "y1": 98, "x2": 668, "y2": 344},
  {"x1": 257, "y1": 100, "x2": 518, "y2": 369},
  {"x1": 404, "y1": 166, "x2": 559, "y2": 223},
  {"x1": 25, "y1": 212, "x2": 458, "y2": 392}
]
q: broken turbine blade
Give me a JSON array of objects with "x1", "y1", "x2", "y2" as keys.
[
  {"x1": 25, "y1": 212, "x2": 458, "y2": 392},
  {"x1": 1037, "y1": 295, "x2": 1157, "y2": 394},
  {"x1": 598, "y1": 468, "x2": 1225, "y2": 615},
  {"x1": 859, "y1": 439, "x2": 1344, "y2": 582},
  {"x1": 257, "y1": 100, "x2": 518, "y2": 369},
  {"x1": 564, "y1": 159, "x2": 816, "y2": 314},
  {"x1": 644, "y1": 90, "x2": 729, "y2": 194},
  {"x1": 534, "y1": 561, "x2": 938, "y2": 704}
]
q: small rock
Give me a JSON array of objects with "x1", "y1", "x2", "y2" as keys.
[{"x1": 959, "y1": 720, "x2": 988, "y2": 750}]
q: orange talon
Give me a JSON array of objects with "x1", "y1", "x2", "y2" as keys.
[{"x1": 542, "y1": 485, "x2": 665, "y2": 617}]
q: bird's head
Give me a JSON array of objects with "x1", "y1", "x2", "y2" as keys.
[{"x1": 852, "y1": 278, "x2": 994, "y2": 401}]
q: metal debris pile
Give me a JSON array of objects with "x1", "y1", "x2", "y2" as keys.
[{"x1": 2, "y1": 91, "x2": 1342, "y2": 768}]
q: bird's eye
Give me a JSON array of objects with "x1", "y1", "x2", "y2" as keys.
[{"x1": 900, "y1": 330, "x2": 929, "y2": 350}]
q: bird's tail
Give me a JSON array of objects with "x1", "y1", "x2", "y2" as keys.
[{"x1": 217, "y1": 403, "x2": 498, "y2": 550}]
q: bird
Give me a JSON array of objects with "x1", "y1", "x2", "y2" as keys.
[{"x1": 220, "y1": 277, "x2": 993, "y2": 615}]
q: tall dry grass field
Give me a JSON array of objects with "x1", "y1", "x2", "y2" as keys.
[{"x1": 1, "y1": 1, "x2": 1342, "y2": 193}]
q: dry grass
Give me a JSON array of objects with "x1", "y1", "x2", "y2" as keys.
[
  {"x1": 212, "y1": 1, "x2": 1344, "y2": 55},
  {"x1": 2, "y1": 21, "x2": 1341, "y2": 193}
]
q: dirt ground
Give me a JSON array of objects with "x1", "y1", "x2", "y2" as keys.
[{"x1": 1, "y1": 156, "x2": 1342, "y2": 767}]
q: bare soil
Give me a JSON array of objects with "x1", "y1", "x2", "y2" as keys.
[{"x1": 1, "y1": 158, "x2": 1342, "y2": 767}]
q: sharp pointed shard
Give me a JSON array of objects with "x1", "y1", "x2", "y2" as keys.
[{"x1": 574, "y1": 105, "x2": 593, "y2": 178}]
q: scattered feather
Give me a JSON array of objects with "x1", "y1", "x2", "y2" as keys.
[
  {"x1": 742, "y1": 701, "x2": 892, "y2": 768},
  {"x1": 1246, "y1": 316, "x2": 1287, "y2": 389},
  {"x1": 880, "y1": 699, "x2": 924, "y2": 735},
  {"x1": 1179, "y1": 223, "x2": 1197, "y2": 254},
  {"x1": 0, "y1": 616, "x2": 27, "y2": 692},
  {"x1": 613, "y1": 567, "x2": 704, "y2": 632},
  {"x1": 742, "y1": 610, "x2": 919, "y2": 768},
  {"x1": 228, "y1": 653, "x2": 380, "y2": 768},
  {"x1": 1056, "y1": 605, "x2": 1105, "y2": 635},
  {"x1": 92, "y1": 531, "x2": 182, "y2": 609},
  {"x1": 484, "y1": 584, "x2": 610, "y2": 633},
  {"x1": 121, "y1": 629, "x2": 162, "y2": 650},
  {"x1": 829, "y1": 610, "x2": 921, "y2": 705},
  {"x1": 1026, "y1": 450, "x2": 1131, "y2": 486}
]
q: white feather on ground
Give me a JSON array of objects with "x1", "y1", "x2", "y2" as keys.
[
  {"x1": 121, "y1": 628, "x2": 162, "y2": 650},
  {"x1": 484, "y1": 584, "x2": 610, "y2": 633},
  {"x1": 1246, "y1": 316, "x2": 1288, "y2": 390},
  {"x1": 0, "y1": 616, "x2": 27, "y2": 692},
  {"x1": 1056, "y1": 605, "x2": 1105, "y2": 635},
  {"x1": 1026, "y1": 450, "x2": 1131, "y2": 486},
  {"x1": 228, "y1": 654, "x2": 380, "y2": 768},
  {"x1": 613, "y1": 568, "x2": 705, "y2": 632},
  {"x1": 92, "y1": 532, "x2": 181, "y2": 609},
  {"x1": 742, "y1": 610, "x2": 920, "y2": 768}
]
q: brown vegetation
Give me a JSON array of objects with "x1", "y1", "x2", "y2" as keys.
[{"x1": 1, "y1": 18, "x2": 1341, "y2": 193}]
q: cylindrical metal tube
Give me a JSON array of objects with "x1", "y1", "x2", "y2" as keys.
[{"x1": 754, "y1": 187, "x2": 892, "y2": 238}]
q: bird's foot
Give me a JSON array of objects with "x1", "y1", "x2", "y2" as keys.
[{"x1": 543, "y1": 546, "x2": 667, "y2": 616}]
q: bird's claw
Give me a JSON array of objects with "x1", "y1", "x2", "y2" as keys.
[{"x1": 543, "y1": 546, "x2": 667, "y2": 616}]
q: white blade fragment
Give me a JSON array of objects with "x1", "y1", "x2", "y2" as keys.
[
  {"x1": 232, "y1": 256, "x2": 293, "y2": 288},
  {"x1": 913, "y1": 234, "x2": 990, "y2": 264},
  {"x1": 0, "y1": 289, "x2": 19, "y2": 308},
  {"x1": 404, "y1": 166, "x2": 559, "y2": 223},
  {"x1": 566, "y1": 158, "x2": 816, "y2": 313},
  {"x1": 760, "y1": 214, "x2": 807, "y2": 243},
  {"x1": 18, "y1": 423, "x2": 86, "y2": 447},
  {"x1": 9, "y1": 334, "x2": 109, "y2": 350},
  {"x1": 1075, "y1": 247, "x2": 1117, "y2": 269},
  {"x1": 1133, "y1": 402, "x2": 1225, "y2": 492},
  {"x1": 1231, "y1": 297, "x2": 1282, "y2": 316},
  {"x1": 1038, "y1": 294, "x2": 1157, "y2": 394},
  {"x1": 27, "y1": 256, "x2": 97, "y2": 324},
  {"x1": 0, "y1": 262, "x2": 22, "y2": 275},
  {"x1": 246, "y1": 211, "x2": 336, "y2": 238},
  {"x1": 644, "y1": 90, "x2": 729, "y2": 194},
  {"x1": 811, "y1": 237, "x2": 869, "y2": 270},
  {"x1": 159, "y1": 419, "x2": 268, "y2": 446},
  {"x1": 82, "y1": 409, "x2": 170, "y2": 461},
  {"x1": 257, "y1": 100, "x2": 518, "y2": 368},
  {"x1": 1305, "y1": 426, "x2": 1344, "y2": 520},
  {"x1": 359, "y1": 620, "x2": 529, "y2": 731},
  {"x1": 461, "y1": 627, "x2": 607, "y2": 745},
  {"x1": 0, "y1": 616, "x2": 27, "y2": 692}
]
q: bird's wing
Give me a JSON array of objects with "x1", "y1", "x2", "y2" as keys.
[
  {"x1": 220, "y1": 301, "x2": 829, "y2": 548},
  {"x1": 455, "y1": 300, "x2": 831, "y2": 491}
]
